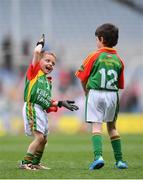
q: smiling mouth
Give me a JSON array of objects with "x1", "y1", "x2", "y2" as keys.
[{"x1": 46, "y1": 66, "x2": 51, "y2": 71}]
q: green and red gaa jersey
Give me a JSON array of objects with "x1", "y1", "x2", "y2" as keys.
[
  {"x1": 75, "y1": 47, "x2": 124, "y2": 91},
  {"x1": 24, "y1": 62, "x2": 52, "y2": 109}
]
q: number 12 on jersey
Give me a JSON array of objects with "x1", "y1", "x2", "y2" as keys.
[{"x1": 99, "y1": 68, "x2": 118, "y2": 90}]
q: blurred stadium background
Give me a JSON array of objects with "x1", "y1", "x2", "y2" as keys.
[{"x1": 0, "y1": 0, "x2": 143, "y2": 136}]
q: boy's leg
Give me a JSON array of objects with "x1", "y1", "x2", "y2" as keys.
[
  {"x1": 32, "y1": 136, "x2": 50, "y2": 169},
  {"x1": 89, "y1": 122, "x2": 104, "y2": 170},
  {"x1": 92, "y1": 122, "x2": 103, "y2": 159},
  {"x1": 22, "y1": 131, "x2": 45, "y2": 165},
  {"x1": 107, "y1": 121, "x2": 122, "y2": 162},
  {"x1": 107, "y1": 121, "x2": 128, "y2": 169},
  {"x1": 21, "y1": 103, "x2": 49, "y2": 169}
]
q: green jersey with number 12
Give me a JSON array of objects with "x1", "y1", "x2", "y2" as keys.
[{"x1": 75, "y1": 47, "x2": 124, "y2": 91}]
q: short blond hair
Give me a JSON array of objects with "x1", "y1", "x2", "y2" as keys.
[{"x1": 40, "y1": 51, "x2": 56, "y2": 60}]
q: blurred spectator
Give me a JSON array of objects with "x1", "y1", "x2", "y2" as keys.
[
  {"x1": 22, "y1": 39, "x2": 30, "y2": 56},
  {"x1": 57, "y1": 66, "x2": 78, "y2": 94},
  {"x1": 2, "y1": 35, "x2": 13, "y2": 71},
  {"x1": 0, "y1": 80, "x2": 3, "y2": 94},
  {"x1": 58, "y1": 67, "x2": 72, "y2": 93},
  {"x1": 69, "y1": 68, "x2": 78, "y2": 86},
  {"x1": 120, "y1": 80, "x2": 142, "y2": 113}
]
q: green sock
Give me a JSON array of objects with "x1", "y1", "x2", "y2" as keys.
[
  {"x1": 92, "y1": 134, "x2": 102, "y2": 159},
  {"x1": 23, "y1": 152, "x2": 34, "y2": 164},
  {"x1": 32, "y1": 151, "x2": 43, "y2": 165},
  {"x1": 111, "y1": 136, "x2": 123, "y2": 162}
]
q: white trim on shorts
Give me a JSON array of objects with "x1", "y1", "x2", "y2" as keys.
[{"x1": 23, "y1": 102, "x2": 49, "y2": 136}]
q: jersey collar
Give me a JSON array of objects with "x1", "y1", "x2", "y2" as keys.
[{"x1": 98, "y1": 47, "x2": 117, "y2": 54}]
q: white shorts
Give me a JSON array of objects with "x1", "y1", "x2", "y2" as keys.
[
  {"x1": 86, "y1": 89, "x2": 119, "y2": 123},
  {"x1": 23, "y1": 102, "x2": 49, "y2": 136}
]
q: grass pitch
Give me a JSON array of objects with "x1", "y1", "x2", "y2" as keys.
[{"x1": 0, "y1": 133, "x2": 143, "y2": 179}]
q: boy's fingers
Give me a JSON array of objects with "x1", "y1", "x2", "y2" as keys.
[
  {"x1": 36, "y1": 34, "x2": 45, "y2": 47},
  {"x1": 41, "y1": 34, "x2": 45, "y2": 42},
  {"x1": 71, "y1": 105, "x2": 79, "y2": 110},
  {"x1": 42, "y1": 34, "x2": 45, "y2": 40},
  {"x1": 67, "y1": 100, "x2": 75, "y2": 104}
]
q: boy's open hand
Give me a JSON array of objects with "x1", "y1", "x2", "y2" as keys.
[
  {"x1": 58, "y1": 100, "x2": 79, "y2": 111},
  {"x1": 36, "y1": 34, "x2": 45, "y2": 48}
]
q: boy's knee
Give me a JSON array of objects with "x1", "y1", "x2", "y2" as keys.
[
  {"x1": 36, "y1": 134, "x2": 45, "y2": 144},
  {"x1": 34, "y1": 131, "x2": 47, "y2": 145},
  {"x1": 43, "y1": 138, "x2": 47, "y2": 145},
  {"x1": 39, "y1": 135, "x2": 47, "y2": 145},
  {"x1": 107, "y1": 122, "x2": 116, "y2": 132},
  {"x1": 39, "y1": 137, "x2": 45, "y2": 144},
  {"x1": 107, "y1": 127, "x2": 119, "y2": 138}
]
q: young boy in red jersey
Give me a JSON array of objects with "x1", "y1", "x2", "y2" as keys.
[
  {"x1": 75, "y1": 23, "x2": 128, "y2": 170},
  {"x1": 19, "y1": 35, "x2": 78, "y2": 170}
]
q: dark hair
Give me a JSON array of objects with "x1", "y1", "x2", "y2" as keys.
[{"x1": 95, "y1": 23, "x2": 119, "y2": 47}]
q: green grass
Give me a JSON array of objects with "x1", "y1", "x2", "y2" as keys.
[{"x1": 0, "y1": 133, "x2": 143, "y2": 179}]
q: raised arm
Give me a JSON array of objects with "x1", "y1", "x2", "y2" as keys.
[{"x1": 32, "y1": 34, "x2": 45, "y2": 66}]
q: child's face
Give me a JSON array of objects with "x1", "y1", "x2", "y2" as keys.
[
  {"x1": 96, "y1": 36, "x2": 104, "y2": 49},
  {"x1": 40, "y1": 53, "x2": 56, "y2": 74}
]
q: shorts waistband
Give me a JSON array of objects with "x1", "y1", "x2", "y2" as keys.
[{"x1": 24, "y1": 102, "x2": 44, "y2": 110}]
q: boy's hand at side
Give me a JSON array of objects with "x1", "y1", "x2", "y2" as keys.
[{"x1": 58, "y1": 100, "x2": 79, "y2": 111}]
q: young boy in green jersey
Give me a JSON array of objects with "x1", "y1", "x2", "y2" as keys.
[
  {"x1": 75, "y1": 23, "x2": 128, "y2": 170},
  {"x1": 19, "y1": 34, "x2": 79, "y2": 170}
]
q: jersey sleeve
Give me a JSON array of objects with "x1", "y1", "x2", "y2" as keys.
[
  {"x1": 118, "y1": 60, "x2": 124, "y2": 89},
  {"x1": 75, "y1": 52, "x2": 100, "y2": 82},
  {"x1": 46, "y1": 106, "x2": 58, "y2": 113},
  {"x1": 26, "y1": 62, "x2": 41, "y2": 80}
]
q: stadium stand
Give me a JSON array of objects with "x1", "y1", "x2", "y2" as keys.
[{"x1": 0, "y1": 0, "x2": 143, "y2": 134}]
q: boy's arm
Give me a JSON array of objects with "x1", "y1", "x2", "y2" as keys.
[
  {"x1": 75, "y1": 52, "x2": 100, "y2": 96},
  {"x1": 118, "y1": 60, "x2": 124, "y2": 89},
  {"x1": 81, "y1": 80, "x2": 89, "y2": 96},
  {"x1": 32, "y1": 34, "x2": 45, "y2": 66},
  {"x1": 46, "y1": 100, "x2": 79, "y2": 112}
]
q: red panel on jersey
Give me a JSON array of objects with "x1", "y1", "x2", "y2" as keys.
[{"x1": 26, "y1": 62, "x2": 41, "y2": 80}]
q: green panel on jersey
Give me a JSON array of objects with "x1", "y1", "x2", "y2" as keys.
[
  {"x1": 24, "y1": 74, "x2": 52, "y2": 109},
  {"x1": 86, "y1": 52, "x2": 122, "y2": 91}
]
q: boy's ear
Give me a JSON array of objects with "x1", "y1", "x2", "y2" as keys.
[{"x1": 100, "y1": 36, "x2": 104, "y2": 43}]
